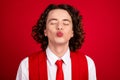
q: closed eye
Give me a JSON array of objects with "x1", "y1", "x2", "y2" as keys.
[
  {"x1": 47, "y1": 18, "x2": 58, "y2": 25},
  {"x1": 63, "y1": 21, "x2": 70, "y2": 25}
]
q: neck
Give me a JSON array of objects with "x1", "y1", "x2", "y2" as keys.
[{"x1": 48, "y1": 43, "x2": 69, "y2": 58}]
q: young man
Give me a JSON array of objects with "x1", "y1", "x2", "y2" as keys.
[{"x1": 16, "y1": 4, "x2": 97, "y2": 80}]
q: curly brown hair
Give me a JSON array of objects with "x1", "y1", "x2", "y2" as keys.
[{"x1": 32, "y1": 4, "x2": 85, "y2": 51}]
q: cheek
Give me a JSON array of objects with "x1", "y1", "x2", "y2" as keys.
[
  {"x1": 68, "y1": 27, "x2": 73, "y2": 36},
  {"x1": 69, "y1": 30, "x2": 73, "y2": 37},
  {"x1": 46, "y1": 28, "x2": 55, "y2": 36},
  {"x1": 65, "y1": 29, "x2": 73, "y2": 38}
]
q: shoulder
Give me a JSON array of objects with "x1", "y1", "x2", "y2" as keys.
[
  {"x1": 86, "y1": 56, "x2": 97, "y2": 80},
  {"x1": 18, "y1": 50, "x2": 46, "y2": 67},
  {"x1": 71, "y1": 51, "x2": 96, "y2": 69},
  {"x1": 28, "y1": 50, "x2": 47, "y2": 65},
  {"x1": 85, "y1": 55, "x2": 97, "y2": 80},
  {"x1": 85, "y1": 55, "x2": 96, "y2": 68},
  {"x1": 18, "y1": 57, "x2": 28, "y2": 71},
  {"x1": 16, "y1": 57, "x2": 29, "y2": 80},
  {"x1": 71, "y1": 50, "x2": 95, "y2": 65},
  {"x1": 29, "y1": 50, "x2": 46, "y2": 60},
  {"x1": 71, "y1": 50, "x2": 87, "y2": 59}
]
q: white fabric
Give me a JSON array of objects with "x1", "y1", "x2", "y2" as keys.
[
  {"x1": 46, "y1": 47, "x2": 71, "y2": 80},
  {"x1": 16, "y1": 47, "x2": 97, "y2": 80}
]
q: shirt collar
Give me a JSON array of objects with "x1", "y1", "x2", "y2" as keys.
[{"x1": 46, "y1": 47, "x2": 70, "y2": 65}]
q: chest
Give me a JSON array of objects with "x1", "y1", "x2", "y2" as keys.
[
  {"x1": 29, "y1": 51, "x2": 88, "y2": 80},
  {"x1": 47, "y1": 60, "x2": 71, "y2": 80}
]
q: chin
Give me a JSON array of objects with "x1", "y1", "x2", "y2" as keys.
[
  {"x1": 54, "y1": 38, "x2": 69, "y2": 44},
  {"x1": 55, "y1": 41, "x2": 68, "y2": 45}
]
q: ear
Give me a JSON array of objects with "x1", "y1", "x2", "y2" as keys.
[
  {"x1": 71, "y1": 30, "x2": 74, "y2": 37},
  {"x1": 44, "y1": 29, "x2": 47, "y2": 36}
]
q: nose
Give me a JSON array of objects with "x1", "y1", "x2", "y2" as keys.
[{"x1": 57, "y1": 22, "x2": 63, "y2": 30}]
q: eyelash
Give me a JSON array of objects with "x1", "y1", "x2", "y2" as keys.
[
  {"x1": 63, "y1": 23, "x2": 69, "y2": 25},
  {"x1": 50, "y1": 22, "x2": 57, "y2": 25},
  {"x1": 50, "y1": 22, "x2": 69, "y2": 25}
]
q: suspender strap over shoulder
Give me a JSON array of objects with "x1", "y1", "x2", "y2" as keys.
[
  {"x1": 70, "y1": 51, "x2": 88, "y2": 80},
  {"x1": 29, "y1": 51, "x2": 48, "y2": 80}
]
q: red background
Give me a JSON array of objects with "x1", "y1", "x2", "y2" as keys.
[{"x1": 0, "y1": 0, "x2": 120, "y2": 80}]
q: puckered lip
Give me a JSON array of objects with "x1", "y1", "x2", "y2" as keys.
[{"x1": 56, "y1": 31, "x2": 63, "y2": 37}]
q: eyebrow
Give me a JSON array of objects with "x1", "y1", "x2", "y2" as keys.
[
  {"x1": 47, "y1": 18, "x2": 57, "y2": 23},
  {"x1": 62, "y1": 19, "x2": 71, "y2": 22}
]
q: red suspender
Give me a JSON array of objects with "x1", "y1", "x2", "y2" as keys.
[
  {"x1": 29, "y1": 51, "x2": 48, "y2": 80},
  {"x1": 71, "y1": 51, "x2": 88, "y2": 80},
  {"x1": 29, "y1": 50, "x2": 88, "y2": 80}
]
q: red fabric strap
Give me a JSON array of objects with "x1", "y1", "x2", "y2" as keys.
[
  {"x1": 29, "y1": 50, "x2": 88, "y2": 80},
  {"x1": 29, "y1": 51, "x2": 48, "y2": 80},
  {"x1": 71, "y1": 51, "x2": 88, "y2": 80}
]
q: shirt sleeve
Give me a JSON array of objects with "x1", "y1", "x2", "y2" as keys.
[
  {"x1": 86, "y1": 56, "x2": 97, "y2": 80},
  {"x1": 16, "y1": 57, "x2": 29, "y2": 80}
]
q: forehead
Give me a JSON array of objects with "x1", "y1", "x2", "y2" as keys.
[{"x1": 47, "y1": 9, "x2": 72, "y2": 20}]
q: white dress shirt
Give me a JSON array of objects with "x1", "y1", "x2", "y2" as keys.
[{"x1": 16, "y1": 47, "x2": 97, "y2": 80}]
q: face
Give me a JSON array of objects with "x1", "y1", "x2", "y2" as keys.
[{"x1": 44, "y1": 9, "x2": 73, "y2": 46}]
